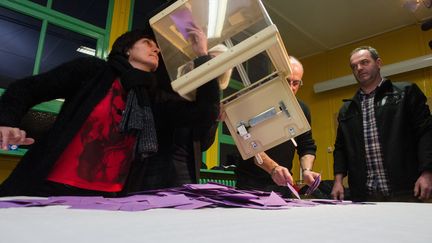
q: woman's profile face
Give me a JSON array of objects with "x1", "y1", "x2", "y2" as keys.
[{"x1": 128, "y1": 38, "x2": 160, "y2": 72}]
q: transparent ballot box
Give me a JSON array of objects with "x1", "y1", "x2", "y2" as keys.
[{"x1": 150, "y1": 0, "x2": 310, "y2": 160}]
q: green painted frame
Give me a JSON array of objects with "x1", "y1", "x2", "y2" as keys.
[{"x1": 0, "y1": 0, "x2": 115, "y2": 156}]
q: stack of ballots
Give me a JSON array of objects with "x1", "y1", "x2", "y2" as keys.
[{"x1": 0, "y1": 183, "x2": 358, "y2": 212}]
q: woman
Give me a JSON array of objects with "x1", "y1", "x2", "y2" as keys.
[{"x1": 0, "y1": 26, "x2": 219, "y2": 197}]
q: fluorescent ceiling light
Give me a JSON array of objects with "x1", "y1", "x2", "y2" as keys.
[
  {"x1": 402, "y1": 0, "x2": 432, "y2": 12},
  {"x1": 76, "y1": 46, "x2": 96, "y2": 56},
  {"x1": 207, "y1": 0, "x2": 227, "y2": 38},
  {"x1": 313, "y1": 54, "x2": 432, "y2": 93}
]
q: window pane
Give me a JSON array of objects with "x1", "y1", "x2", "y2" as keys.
[
  {"x1": 132, "y1": 0, "x2": 167, "y2": 29},
  {"x1": 222, "y1": 70, "x2": 242, "y2": 98},
  {"x1": 0, "y1": 7, "x2": 41, "y2": 88},
  {"x1": 222, "y1": 122, "x2": 230, "y2": 135},
  {"x1": 219, "y1": 143, "x2": 242, "y2": 167},
  {"x1": 52, "y1": 0, "x2": 108, "y2": 28},
  {"x1": 29, "y1": 0, "x2": 48, "y2": 6},
  {"x1": 244, "y1": 52, "x2": 273, "y2": 84},
  {"x1": 40, "y1": 24, "x2": 97, "y2": 73}
]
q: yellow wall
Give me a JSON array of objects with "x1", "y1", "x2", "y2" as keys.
[
  {"x1": 0, "y1": 156, "x2": 20, "y2": 183},
  {"x1": 293, "y1": 24, "x2": 432, "y2": 181},
  {"x1": 204, "y1": 128, "x2": 219, "y2": 169},
  {"x1": 109, "y1": 0, "x2": 132, "y2": 50}
]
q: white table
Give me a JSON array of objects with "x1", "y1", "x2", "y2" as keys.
[{"x1": 0, "y1": 201, "x2": 430, "y2": 243}]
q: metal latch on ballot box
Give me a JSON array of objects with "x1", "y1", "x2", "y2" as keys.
[{"x1": 236, "y1": 101, "x2": 290, "y2": 140}]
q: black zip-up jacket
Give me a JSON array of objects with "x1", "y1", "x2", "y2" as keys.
[
  {"x1": 0, "y1": 56, "x2": 219, "y2": 196},
  {"x1": 333, "y1": 79, "x2": 432, "y2": 201}
]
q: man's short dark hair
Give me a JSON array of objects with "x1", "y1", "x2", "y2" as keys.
[{"x1": 350, "y1": 46, "x2": 380, "y2": 61}]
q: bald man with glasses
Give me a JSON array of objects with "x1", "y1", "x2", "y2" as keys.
[{"x1": 234, "y1": 56, "x2": 320, "y2": 198}]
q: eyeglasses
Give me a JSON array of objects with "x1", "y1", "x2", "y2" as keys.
[{"x1": 288, "y1": 79, "x2": 303, "y2": 87}]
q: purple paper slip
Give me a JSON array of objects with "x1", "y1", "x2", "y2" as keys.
[
  {"x1": 305, "y1": 175, "x2": 321, "y2": 195},
  {"x1": 146, "y1": 194, "x2": 192, "y2": 208},
  {"x1": 286, "y1": 182, "x2": 301, "y2": 199},
  {"x1": 249, "y1": 192, "x2": 289, "y2": 206},
  {"x1": 286, "y1": 199, "x2": 319, "y2": 207},
  {"x1": 169, "y1": 8, "x2": 195, "y2": 40},
  {"x1": 175, "y1": 199, "x2": 213, "y2": 210},
  {"x1": 184, "y1": 183, "x2": 229, "y2": 190},
  {"x1": 69, "y1": 203, "x2": 122, "y2": 211},
  {"x1": 47, "y1": 196, "x2": 105, "y2": 205},
  {"x1": 106, "y1": 195, "x2": 158, "y2": 203},
  {"x1": 119, "y1": 202, "x2": 156, "y2": 211},
  {"x1": 218, "y1": 192, "x2": 260, "y2": 201},
  {"x1": 236, "y1": 189, "x2": 274, "y2": 196},
  {"x1": 0, "y1": 201, "x2": 30, "y2": 208}
]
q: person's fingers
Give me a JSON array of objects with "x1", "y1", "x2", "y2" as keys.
[
  {"x1": 332, "y1": 192, "x2": 338, "y2": 200},
  {"x1": 302, "y1": 171, "x2": 317, "y2": 186},
  {"x1": 12, "y1": 127, "x2": 21, "y2": 138},
  {"x1": 8, "y1": 128, "x2": 23, "y2": 144},
  {"x1": 418, "y1": 186, "x2": 425, "y2": 200},
  {"x1": 284, "y1": 172, "x2": 294, "y2": 185},
  {"x1": 272, "y1": 175, "x2": 282, "y2": 186},
  {"x1": 414, "y1": 181, "x2": 420, "y2": 197},
  {"x1": 338, "y1": 191, "x2": 344, "y2": 200},
  {"x1": 419, "y1": 190, "x2": 425, "y2": 200},
  {"x1": 0, "y1": 130, "x2": 10, "y2": 150},
  {"x1": 331, "y1": 185, "x2": 344, "y2": 200},
  {"x1": 18, "y1": 130, "x2": 27, "y2": 144},
  {"x1": 419, "y1": 184, "x2": 432, "y2": 200},
  {"x1": 272, "y1": 168, "x2": 288, "y2": 186},
  {"x1": 0, "y1": 128, "x2": 33, "y2": 149},
  {"x1": 276, "y1": 177, "x2": 285, "y2": 186},
  {"x1": 335, "y1": 191, "x2": 344, "y2": 200},
  {"x1": 189, "y1": 21, "x2": 200, "y2": 30},
  {"x1": 424, "y1": 189, "x2": 431, "y2": 200},
  {"x1": 331, "y1": 188, "x2": 337, "y2": 199},
  {"x1": 331, "y1": 192, "x2": 336, "y2": 200},
  {"x1": 274, "y1": 172, "x2": 285, "y2": 186},
  {"x1": 23, "y1": 137, "x2": 35, "y2": 145}
]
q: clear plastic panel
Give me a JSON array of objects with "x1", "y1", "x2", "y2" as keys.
[{"x1": 150, "y1": 0, "x2": 272, "y2": 83}]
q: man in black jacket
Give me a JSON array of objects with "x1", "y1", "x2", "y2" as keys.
[
  {"x1": 235, "y1": 57, "x2": 320, "y2": 198},
  {"x1": 331, "y1": 46, "x2": 432, "y2": 202}
]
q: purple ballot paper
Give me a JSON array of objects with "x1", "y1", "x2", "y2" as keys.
[
  {"x1": 286, "y1": 182, "x2": 301, "y2": 199},
  {"x1": 170, "y1": 8, "x2": 195, "y2": 40},
  {"x1": 0, "y1": 183, "x2": 361, "y2": 211},
  {"x1": 305, "y1": 175, "x2": 321, "y2": 195}
]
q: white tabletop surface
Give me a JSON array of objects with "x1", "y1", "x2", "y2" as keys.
[{"x1": 0, "y1": 201, "x2": 431, "y2": 243}]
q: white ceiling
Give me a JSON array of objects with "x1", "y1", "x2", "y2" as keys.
[{"x1": 262, "y1": 0, "x2": 432, "y2": 58}]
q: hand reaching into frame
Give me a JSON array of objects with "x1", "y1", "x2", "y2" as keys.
[{"x1": 0, "y1": 126, "x2": 34, "y2": 150}]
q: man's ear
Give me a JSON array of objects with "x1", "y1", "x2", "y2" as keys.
[{"x1": 376, "y1": 57, "x2": 383, "y2": 68}]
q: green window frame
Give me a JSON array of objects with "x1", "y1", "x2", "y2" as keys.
[{"x1": 0, "y1": 0, "x2": 115, "y2": 156}]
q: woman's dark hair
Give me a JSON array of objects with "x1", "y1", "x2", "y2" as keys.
[
  {"x1": 108, "y1": 27, "x2": 173, "y2": 94},
  {"x1": 108, "y1": 28, "x2": 155, "y2": 60}
]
